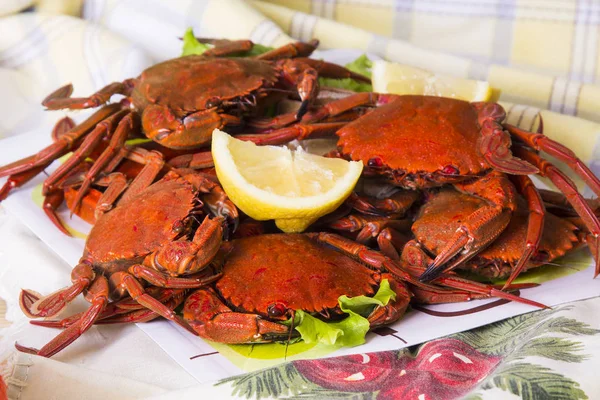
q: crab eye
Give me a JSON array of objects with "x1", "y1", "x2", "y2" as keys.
[
  {"x1": 171, "y1": 220, "x2": 185, "y2": 234},
  {"x1": 267, "y1": 303, "x2": 287, "y2": 318},
  {"x1": 367, "y1": 157, "x2": 384, "y2": 168},
  {"x1": 441, "y1": 165, "x2": 459, "y2": 175},
  {"x1": 205, "y1": 97, "x2": 220, "y2": 108}
]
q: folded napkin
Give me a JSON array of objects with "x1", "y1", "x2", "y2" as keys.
[{"x1": 1, "y1": 1, "x2": 600, "y2": 399}]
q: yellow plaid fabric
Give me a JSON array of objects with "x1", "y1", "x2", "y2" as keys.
[{"x1": 255, "y1": 0, "x2": 600, "y2": 124}]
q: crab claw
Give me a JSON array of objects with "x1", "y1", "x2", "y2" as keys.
[
  {"x1": 419, "y1": 257, "x2": 459, "y2": 283},
  {"x1": 19, "y1": 287, "x2": 79, "y2": 319},
  {"x1": 184, "y1": 288, "x2": 293, "y2": 343},
  {"x1": 19, "y1": 289, "x2": 44, "y2": 318},
  {"x1": 418, "y1": 228, "x2": 474, "y2": 282},
  {"x1": 14, "y1": 343, "x2": 40, "y2": 355}
]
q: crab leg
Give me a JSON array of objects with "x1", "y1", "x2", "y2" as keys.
[
  {"x1": 239, "y1": 122, "x2": 348, "y2": 146},
  {"x1": 16, "y1": 275, "x2": 109, "y2": 358},
  {"x1": 107, "y1": 149, "x2": 165, "y2": 206},
  {"x1": 329, "y1": 214, "x2": 411, "y2": 244},
  {"x1": 183, "y1": 288, "x2": 292, "y2": 343},
  {"x1": 42, "y1": 109, "x2": 129, "y2": 196},
  {"x1": 295, "y1": 58, "x2": 372, "y2": 83},
  {"x1": 0, "y1": 163, "x2": 48, "y2": 203},
  {"x1": 347, "y1": 190, "x2": 421, "y2": 217},
  {"x1": 144, "y1": 106, "x2": 242, "y2": 149},
  {"x1": 247, "y1": 107, "x2": 368, "y2": 132},
  {"x1": 131, "y1": 266, "x2": 222, "y2": 289},
  {"x1": 399, "y1": 240, "x2": 547, "y2": 308},
  {"x1": 505, "y1": 123, "x2": 600, "y2": 197},
  {"x1": 419, "y1": 172, "x2": 516, "y2": 282},
  {"x1": 95, "y1": 289, "x2": 188, "y2": 325},
  {"x1": 19, "y1": 261, "x2": 95, "y2": 319},
  {"x1": 42, "y1": 81, "x2": 132, "y2": 110},
  {"x1": 473, "y1": 103, "x2": 539, "y2": 175},
  {"x1": 241, "y1": 94, "x2": 399, "y2": 145},
  {"x1": 279, "y1": 57, "x2": 371, "y2": 119},
  {"x1": 255, "y1": 39, "x2": 319, "y2": 61},
  {"x1": 69, "y1": 112, "x2": 136, "y2": 212},
  {"x1": 312, "y1": 232, "x2": 546, "y2": 309},
  {"x1": 302, "y1": 92, "x2": 398, "y2": 123},
  {"x1": 0, "y1": 105, "x2": 121, "y2": 186},
  {"x1": 42, "y1": 190, "x2": 71, "y2": 235},
  {"x1": 514, "y1": 147, "x2": 600, "y2": 277},
  {"x1": 201, "y1": 39, "x2": 253, "y2": 57},
  {"x1": 168, "y1": 151, "x2": 214, "y2": 169},
  {"x1": 88, "y1": 173, "x2": 127, "y2": 219},
  {"x1": 504, "y1": 175, "x2": 546, "y2": 288},
  {"x1": 30, "y1": 301, "x2": 133, "y2": 329},
  {"x1": 0, "y1": 117, "x2": 75, "y2": 202},
  {"x1": 33, "y1": 289, "x2": 187, "y2": 328},
  {"x1": 377, "y1": 228, "x2": 412, "y2": 260},
  {"x1": 538, "y1": 189, "x2": 600, "y2": 215},
  {"x1": 409, "y1": 282, "x2": 539, "y2": 305},
  {"x1": 94, "y1": 307, "x2": 161, "y2": 324},
  {"x1": 367, "y1": 273, "x2": 412, "y2": 328},
  {"x1": 112, "y1": 271, "x2": 197, "y2": 335}
]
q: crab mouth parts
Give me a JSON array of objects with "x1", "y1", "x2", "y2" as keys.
[{"x1": 367, "y1": 167, "x2": 478, "y2": 189}]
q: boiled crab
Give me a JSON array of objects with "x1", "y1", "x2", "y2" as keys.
[
  {"x1": 183, "y1": 232, "x2": 544, "y2": 344},
  {"x1": 16, "y1": 170, "x2": 236, "y2": 357}
]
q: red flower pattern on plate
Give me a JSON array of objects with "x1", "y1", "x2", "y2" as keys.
[{"x1": 294, "y1": 338, "x2": 501, "y2": 399}]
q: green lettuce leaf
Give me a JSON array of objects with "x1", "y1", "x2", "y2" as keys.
[
  {"x1": 345, "y1": 54, "x2": 373, "y2": 78},
  {"x1": 319, "y1": 54, "x2": 373, "y2": 92},
  {"x1": 287, "y1": 279, "x2": 396, "y2": 347},
  {"x1": 181, "y1": 28, "x2": 211, "y2": 56},
  {"x1": 338, "y1": 278, "x2": 396, "y2": 315}
]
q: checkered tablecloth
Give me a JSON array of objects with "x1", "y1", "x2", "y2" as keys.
[{"x1": 1, "y1": 1, "x2": 600, "y2": 399}]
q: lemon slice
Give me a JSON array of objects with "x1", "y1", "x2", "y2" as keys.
[
  {"x1": 212, "y1": 129, "x2": 363, "y2": 232},
  {"x1": 372, "y1": 60, "x2": 498, "y2": 102}
]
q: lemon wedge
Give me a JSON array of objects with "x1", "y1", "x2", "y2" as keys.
[
  {"x1": 371, "y1": 60, "x2": 498, "y2": 102},
  {"x1": 212, "y1": 129, "x2": 363, "y2": 232}
]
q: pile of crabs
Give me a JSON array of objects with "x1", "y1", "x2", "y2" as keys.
[{"x1": 3, "y1": 39, "x2": 600, "y2": 358}]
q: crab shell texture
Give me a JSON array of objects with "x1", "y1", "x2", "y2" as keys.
[
  {"x1": 412, "y1": 189, "x2": 580, "y2": 279},
  {"x1": 336, "y1": 95, "x2": 498, "y2": 188},
  {"x1": 85, "y1": 176, "x2": 198, "y2": 298},
  {"x1": 213, "y1": 234, "x2": 382, "y2": 318},
  {"x1": 132, "y1": 57, "x2": 278, "y2": 147}
]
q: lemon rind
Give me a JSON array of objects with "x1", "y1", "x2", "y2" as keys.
[{"x1": 212, "y1": 129, "x2": 363, "y2": 213}]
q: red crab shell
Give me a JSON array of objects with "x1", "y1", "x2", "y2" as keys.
[
  {"x1": 133, "y1": 56, "x2": 278, "y2": 115},
  {"x1": 86, "y1": 177, "x2": 196, "y2": 270},
  {"x1": 215, "y1": 234, "x2": 380, "y2": 317},
  {"x1": 336, "y1": 96, "x2": 490, "y2": 188}
]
